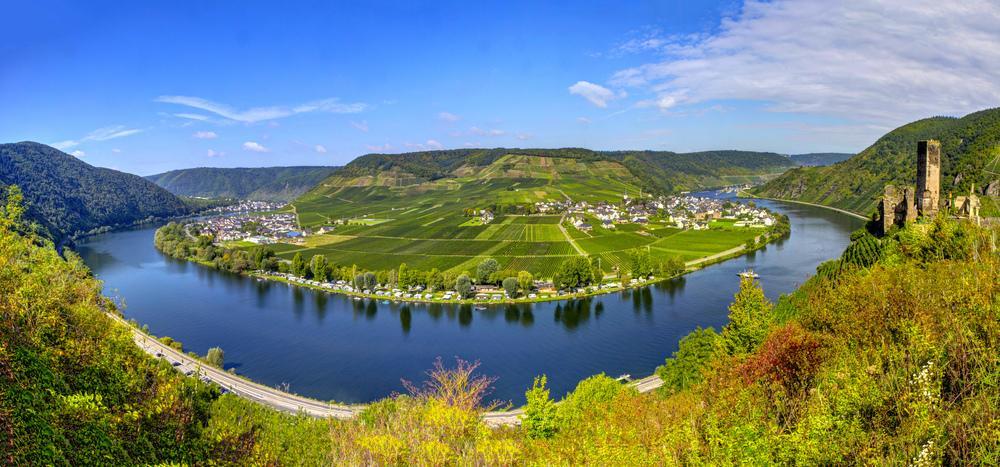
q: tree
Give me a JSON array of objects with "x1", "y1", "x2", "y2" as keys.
[
  {"x1": 291, "y1": 252, "x2": 307, "y2": 278},
  {"x1": 205, "y1": 347, "x2": 224, "y2": 368},
  {"x1": 310, "y1": 254, "x2": 329, "y2": 282},
  {"x1": 721, "y1": 277, "x2": 774, "y2": 355},
  {"x1": 502, "y1": 277, "x2": 519, "y2": 298},
  {"x1": 517, "y1": 271, "x2": 534, "y2": 292},
  {"x1": 476, "y1": 258, "x2": 499, "y2": 284},
  {"x1": 629, "y1": 250, "x2": 653, "y2": 277},
  {"x1": 363, "y1": 272, "x2": 377, "y2": 290},
  {"x1": 522, "y1": 375, "x2": 557, "y2": 439},
  {"x1": 656, "y1": 327, "x2": 720, "y2": 395},
  {"x1": 398, "y1": 263, "x2": 411, "y2": 288},
  {"x1": 353, "y1": 273, "x2": 366, "y2": 291},
  {"x1": 455, "y1": 274, "x2": 473, "y2": 298},
  {"x1": 554, "y1": 256, "x2": 593, "y2": 289},
  {"x1": 426, "y1": 268, "x2": 445, "y2": 291},
  {"x1": 659, "y1": 255, "x2": 686, "y2": 277}
]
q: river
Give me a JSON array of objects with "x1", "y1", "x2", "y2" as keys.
[{"x1": 76, "y1": 194, "x2": 864, "y2": 404}]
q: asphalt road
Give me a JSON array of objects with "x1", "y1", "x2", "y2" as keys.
[{"x1": 116, "y1": 314, "x2": 663, "y2": 426}]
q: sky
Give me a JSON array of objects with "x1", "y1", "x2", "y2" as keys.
[{"x1": 3, "y1": 0, "x2": 1000, "y2": 175}]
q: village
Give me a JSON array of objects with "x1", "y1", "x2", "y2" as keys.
[
  {"x1": 203, "y1": 199, "x2": 286, "y2": 215},
  {"x1": 192, "y1": 212, "x2": 302, "y2": 243},
  {"x1": 544, "y1": 192, "x2": 777, "y2": 232}
]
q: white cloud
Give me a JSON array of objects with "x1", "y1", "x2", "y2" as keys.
[
  {"x1": 112, "y1": 148, "x2": 121, "y2": 154},
  {"x1": 568, "y1": 81, "x2": 620, "y2": 108},
  {"x1": 71, "y1": 150, "x2": 86, "y2": 157},
  {"x1": 175, "y1": 113, "x2": 209, "y2": 121},
  {"x1": 350, "y1": 120, "x2": 369, "y2": 132},
  {"x1": 315, "y1": 144, "x2": 327, "y2": 153},
  {"x1": 438, "y1": 111, "x2": 461, "y2": 122},
  {"x1": 156, "y1": 95, "x2": 368, "y2": 123},
  {"x1": 193, "y1": 131, "x2": 217, "y2": 139},
  {"x1": 52, "y1": 125, "x2": 143, "y2": 150},
  {"x1": 608, "y1": 0, "x2": 1000, "y2": 127},
  {"x1": 366, "y1": 143, "x2": 393, "y2": 152},
  {"x1": 404, "y1": 140, "x2": 445, "y2": 150},
  {"x1": 516, "y1": 133, "x2": 533, "y2": 141},
  {"x1": 469, "y1": 126, "x2": 506, "y2": 137},
  {"x1": 206, "y1": 149, "x2": 224, "y2": 158},
  {"x1": 577, "y1": 117, "x2": 592, "y2": 124},
  {"x1": 242, "y1": 141, "x2": 269, "y2": 153}
]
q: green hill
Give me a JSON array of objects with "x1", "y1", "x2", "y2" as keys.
[
  {"x1": 0, "y1": 142, "x2": 190, "y2": 241},
  {"x1": 146, "y1": 166, "x2": 339, "y2": 201},
  {"x1": 326, "y1": 147, "x2": 792, "y2": 194},
  {"x1": 4, "y1": 183, "x2": 997, "y2": 464},
  {"x1": 754, "y1": 108, "x2": 1000, "y2": 215},
  {"x1": 789, "y1": 152, "x2": 853, "y2": 166}
]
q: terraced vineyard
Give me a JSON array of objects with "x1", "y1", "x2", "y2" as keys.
[{"x1": 270, "y1": 153, "x2": 766, "y2": 279}]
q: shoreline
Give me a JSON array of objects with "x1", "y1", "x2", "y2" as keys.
[
  {"x1": 741, "y1": 192, "x2": 869, "y2": 220},
  {"x1": 167, "y1": 231, "x2": 780, "y2": 306}
]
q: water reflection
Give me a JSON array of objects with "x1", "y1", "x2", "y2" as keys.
[{"x1": 74, "y1": 193, "x2": 864, "y2": 404}]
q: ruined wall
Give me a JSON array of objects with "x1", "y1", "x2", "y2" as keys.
[{"x1": 917, "y1": 140, "x2": 941, "y2": 216}]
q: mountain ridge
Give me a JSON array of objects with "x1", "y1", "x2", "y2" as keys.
[{"x1": 147, "y1": 165, "x2": 339, "y2": 201}]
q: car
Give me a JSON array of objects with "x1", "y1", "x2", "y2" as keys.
[
  {"x1": 155, "y1": 352, "x2": 164, "y2": 357},
  {"x1": 171, "y1": 361, "x2": 181, "y2": 367},
  {"x1": 184, "y1": 370, "x2": 194, "y2": 376}
]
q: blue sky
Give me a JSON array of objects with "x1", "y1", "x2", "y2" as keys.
[{"x1": 3, "y1": 1, "x2": 1000, "y2": 175}]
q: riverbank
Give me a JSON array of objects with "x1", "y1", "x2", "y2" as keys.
[
  {"x1": 741, "y1": 192, "x2": 869, "y2": 220},
  {"x1": 171, "y1": 228, "x2": 783, "y2": 306}
]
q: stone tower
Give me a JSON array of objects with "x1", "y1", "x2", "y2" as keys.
[{"x1": 916, "y1": 140, "x2": 941, "y2": 216}]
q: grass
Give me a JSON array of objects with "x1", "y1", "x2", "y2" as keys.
[{"x1": 283, "y1": 155, "x2": 772, "y2": 277}]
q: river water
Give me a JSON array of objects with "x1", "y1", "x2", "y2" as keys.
[{"x1": 76, "y1": 194, "x2": 864, "y2": 404}]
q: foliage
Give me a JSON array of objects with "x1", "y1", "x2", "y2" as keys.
[
  {"x1": 755, "y1": 107, "x2": 1000, "y2": 215},
  {"x1": 475, "y1": 258, "x2": 498, "y2": 284},
  {"x1": 0, "y1": 142, "x2": 190, "y2": 241},
  {"x1": 553, "y1": 256, "x2": 594, "y2": 289},
  {"x1": 502, "y1": 276, "x2": 519, "y2": 297},
  {"x1": 205, "y1": 347, "x2": 224, "y2": 368},
  {"x1": 455, "y1": 274, "x2": 473, "y2": 298},
  {"x1": 521, "y1": 376, "x2": 557, "y2": 439},
  {"x1": 147, "y1": 166, "x2": 339, "y2": 201},
  {"x1": 656, "y1": 327, "x2": 721, "y2": 395},
  {"x1": 721, "y1": 277, "x2": 775, "y2": 355}
]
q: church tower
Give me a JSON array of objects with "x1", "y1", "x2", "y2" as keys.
[{"x1": 916, "y1": 140, "x2": 941, "y2": 216}]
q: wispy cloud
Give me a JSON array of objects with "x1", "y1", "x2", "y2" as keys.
[
  {"x1": 366, "y1": 143, "x2": 393, "y2": 152},
  {"x1": 314, "y1": 145, "x2": 327, "y2": 153},
  {"x1": 156, "y1": 95, "x2": 368, "y2": 123},
  {"x1": 516, "y1": 133, "x2": 533, "y2": 141},
  {"x1": 206, "y1": 149, "x2": 224, "y2": 158},
  {"x1": 568, "y1": 81, "x2": 623, "y2": 108},
  {"x1": 175, "y1": 113, "x2": 209, "y2": 121},
  {"x1": 469, "y1": 126, "x2": 506, "y2": 137},
  {"x1": 242, "y1": 141, "x2": 269, "y2": 153},
  {"x1": 404, "y1": 140, "x2": 444, "y2": 150},
  {"x1": 53, "y1": 125, "x2": 143, "y2": 150},
  {"x1": 576, "y1": 116, "x2": 592, "y2": 124},
  {"x1": 193, "y1": 131, "x2": 217, "y2": 139},
  {"x1": 350, "y1": 120, "x2": 369, "y2": 132},
  {"x1": 607, "y1": 0, "x2": 1000, "y2": 127},
  {"x1": 71, "y1": 150, "x2": 86, "y2": 157},
  {"x1": 438, "y1": 111, "x2": 461, "y2": 122}
]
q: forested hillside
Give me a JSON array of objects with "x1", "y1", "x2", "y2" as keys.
[
  {"x1": 327, "y1": 147, "x2": 793, "y2": 194},
  {"x1": 789, "y1": 152, "x2": 853, "y2": 166},
  {"x1": 755, "y1": 108, "x2": 1000, "y2": 215},
  {"x1": 147, "y1": 166, "x2": 339, "y2": 201},
  {"x1": 0, "y1": 142, "x2": 189, "y2": 241},
  {"x1": 4, "y1": 182, "x2": 997, "y2": 464}
]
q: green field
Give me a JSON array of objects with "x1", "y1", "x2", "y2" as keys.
[{"x1": 278, "y1": 154, "x2": 765, "y2": 278}]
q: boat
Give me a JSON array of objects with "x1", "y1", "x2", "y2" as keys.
[
  {"x1": 474, "y1": 304, "x2": 487, "y2": 311},
  {"x1": 737, "y1": 269, "x2": 759, "y2": 279}
]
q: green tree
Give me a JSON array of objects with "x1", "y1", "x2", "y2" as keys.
[
  {"x1": 656, "y1": 327, "x2": 720, "y2": 395},
  {"x1": 659, "y1": 255, "x2": 686, "y2": 277},
  {"x1": 476, "y1": 258, "x2": 499, "y2": 284},
  {"x1": 517, "y1": 271, "x2": 534, "y2": 292},
  {"x1": 521, "y1": 375, "x2": 557, "y2": 439},
  {"x1": 721, "y1": 277, "x2": 774, "y2": 355},
  {"x1": 291, "y1": 252, "x2": 307, "y2": 278},
  {"x1": 205, "y1": 346, "x2": 224, "y2": 368},
  {"x1": 398, "y1": 263, "x2": 411, "y2": 288},
  {"x1": 310, "y1": 254, "x2": 329, "y2": 282},
  {"x1": 502, "y1": 277, "x2": 519, "y2": 298},
  {"x1": 554, "y1": 256, "x2": 593, "y2": 289},
  {"x1": 364, "y1": 272, "x2": 377, "y2": 290},
  {"x1": 629, "y1": 250, "x2": 653, "y2": 277},
  {"x1": 353, "y1": 273, "x2": 366, "y2": 291},
  {"x1": 455, "y1": 274, "x2": 473, "y2": 298},
  {"x1": 426, "y1": 268, "x2": 445, "y2": 291}
]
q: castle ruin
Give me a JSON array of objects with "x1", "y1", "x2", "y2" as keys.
[
  {"x1": 878, "y1": 139, "x2": 983, "y2": 233},
  {"x1": 878, "y1": 140, "x2": 941, "y2": 234}
]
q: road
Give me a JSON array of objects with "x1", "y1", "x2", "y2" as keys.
[{"x1": 115, "y1": 314, "x2": 663, "y2": 426}]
